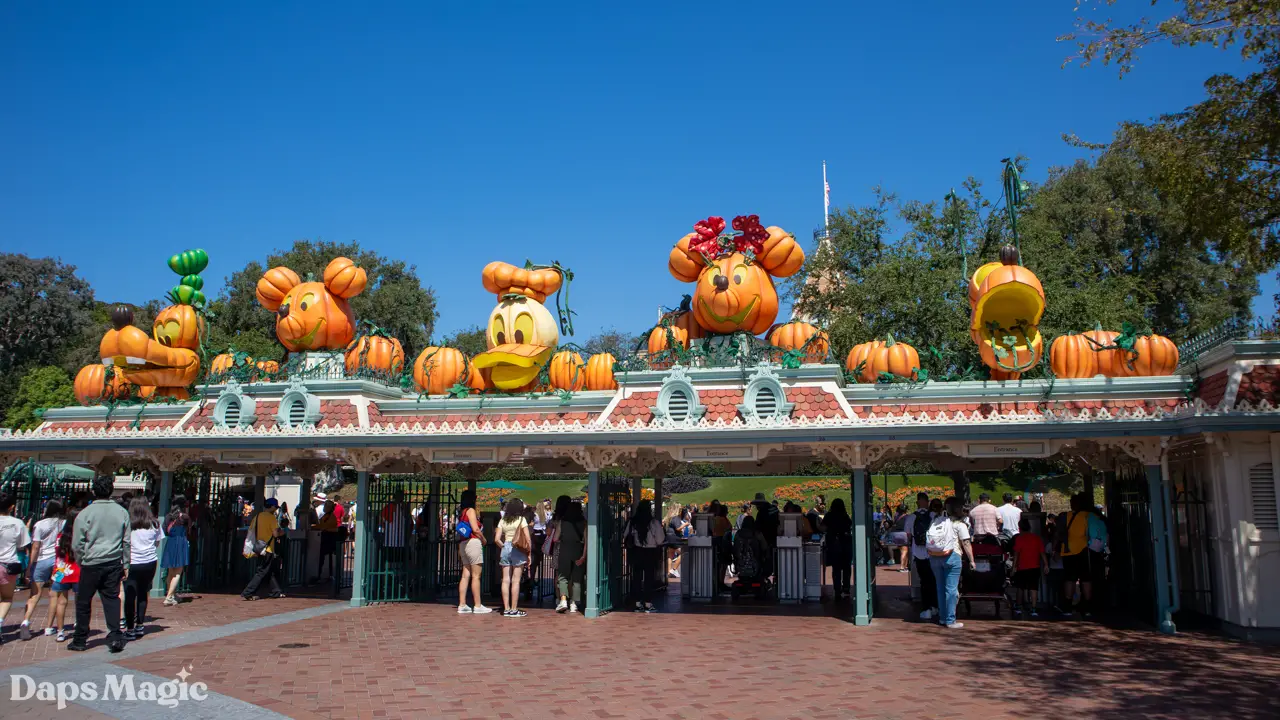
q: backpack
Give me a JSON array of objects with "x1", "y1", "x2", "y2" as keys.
[
  {"x1": 925, "y1": 518, "x2": 954, "y2": 556},
  {"x1": 911, "y1": 508, "x2": 931, "y2": 548},
  {"x1": 738, "y1": 540, "x2": 761, "y2": 579}
]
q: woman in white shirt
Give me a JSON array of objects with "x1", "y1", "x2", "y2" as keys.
[
  {"x1": 19, "y1": 500, "x2": 65, "y2": 640},
  {"x1": 926, "y1": 498, "x2": 976, "y2": 629},
  {"x1": 0, "y1": 492, "x2": 33, "y2": 645},
  {"x1": 123, "y1": 497, "x2": 164, "y2": 640}
]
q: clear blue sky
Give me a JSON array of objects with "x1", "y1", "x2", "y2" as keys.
[{"x1": 1, "y1": 1, "x2": 1268, "y2": 341}]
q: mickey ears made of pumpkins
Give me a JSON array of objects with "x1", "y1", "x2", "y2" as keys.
[
  {"x1": 667, "y1": 226, "x2": 806, "y2": 284},
  {"x1": 166, "y1": 249, "x2": 209, "y2": 308},
  {"x1": 254, "y1": 257, "x2": 368, "y2": 312}
]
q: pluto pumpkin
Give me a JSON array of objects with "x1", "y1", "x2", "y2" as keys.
[
  {"x1": 255, "y1": 257, "x2": 367, "y2": 352},
  {"x1": 668, "y1": 221, "x2": 804, "y2": 335}
]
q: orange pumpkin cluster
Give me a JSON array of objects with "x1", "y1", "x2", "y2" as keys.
[
  {"x1": 845, "y1": 336, "x2": 921, "y2": 383},
  {"x1": 1049, "y1": 328, "x2": 1179, "y2": 378}
]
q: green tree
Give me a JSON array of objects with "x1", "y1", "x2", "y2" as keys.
[
  {"x1": 440, "y1": 325, "x2": 488, "y2": 356},
  {"x1": 583, "y1": 327, "x2": 638, "y2": 358},
  {"x1": 0, "y1": 255, "x2": 95, "y2": 375},
  {"x1": 4, "y1": 366, "x2": 75, "y2": 430},
  {"x1": 206, "y1": 239, "x2": 439, "y2": 361}
]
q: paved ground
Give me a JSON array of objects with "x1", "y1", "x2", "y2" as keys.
[{"x1": 2, "y1": 569, "x2": 1278, "y2": 719}]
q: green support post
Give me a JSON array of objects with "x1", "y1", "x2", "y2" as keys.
[
  {"x1": 151, "y1": 469, "x2": 173, "y2": 597},
  {"x1": 350, "y1": 470, "x2": 370, "y2": 607},
  {"x1": 584, "y1": 469, "x2": 600, "y2": 618},
  {"x1": 1145, "y1": 463, "x2": 1177, "y2": 634},
  {"x1": 852, "y1": 467, "x2": 871, "y2": 626}
]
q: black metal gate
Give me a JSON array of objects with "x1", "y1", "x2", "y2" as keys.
[
  {"x1": 1106, "y1": 464, "x2": 1157, "y2": 624},
  {"x1": 1168, "y1": 447, "x2": 1217, "y2": 626}
]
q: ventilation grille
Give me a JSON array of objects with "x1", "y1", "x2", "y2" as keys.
[
  {"x1": 288, "y1": 399, "x2": 307, "y2": 427},
  {"x1": 667, "y1": 389, "x2": 690, "y2": 422},
  {"x1": 755, "y1": 386, "x2": 778, "y2": 418},
  {"x1": 1249, "y1": 462, "x2": 1279, "y2": 531},
  {"x1": 223, "y1": 400, "x2": 240, "y2": 427}
]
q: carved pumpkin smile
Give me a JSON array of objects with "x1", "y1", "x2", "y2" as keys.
[
  {"x1": 295, "y1": 317, "x2": 327, "y2": 350},
  {"x1": 698, "y1": 294, "x2": 759, "y2": 326}
]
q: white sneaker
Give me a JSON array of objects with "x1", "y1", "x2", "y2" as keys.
[
  {"x1": 457, "y1": 605, "x2": 472, "y2": 614},
  {"x1": 472, "y1": 604, "x2": 494, "y2": 615},
  {"x1": 555, "y1": 599, "x2": 568, "y2": 613},
  {"x1": 669, "y1": 569, "x2": 680, "y2": 578},
  {"x1": 19, "y1": 621, "x2": 31, "y2": 641},
  {"x1": 568, "y1": 602, "x2": 579, "y2": 614},
  {"x1": 944, "y1": 622, "x2": 965, "y2": 629},
  {"x1": 919, "y1": 608, "x2": 935, "y2": 620},
  {"x1": 43, "y1": 627, "x2": 56, "y2": 637}
]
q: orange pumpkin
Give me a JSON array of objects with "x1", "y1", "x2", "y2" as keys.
[
  {"x1": 667, "y1": 225, "x2": 804, "y2": 335},
  {"x1": 255, "y1": 267, "x2": 301, "y2": 310},
  {"x1": 322, "y1": 257, "x2": 368, "y2": 299},
  {"x1": 254, "y1": 359, "x2": 280, "y2": 380},
  {"x1": 1050, "y1": 333, "x2": 1099, "y2": 379},
  {"x1": 74, "y1": 364, "x2": 129, "y2": 405},
  {"x1": 413, "y1": 346, "x2": 470, "y2": 395},
  {"x1": 659, "y1": 308, "x2": 706, "y2": 341},
  {"x1": 345, "y1": 335, "x2": 405, "y2": 375},
  {"x1": 152, "y1": 304, "x2": 205, "y2": 351},
  {"x1": 846, "y1": 340, "x2": 884, "y2": 383},
  {"x1": 767, "y1": 321, "x2": 829, "y2": 363},
  {"x1": 647, "y1": 325, "x2": 688, "y2": 369},
  {"x1": 547, "y1": 350, "x2": 586, "y2": 391},
  {"x1": 585, "y1": 353, "x2": 618, "y2": 391},
  {"x1": 1119, "y1": 334, "x2": 1180, "y2": 377},
  {"x1": 980, "y1": 333, "x2": 1043, "y2": 381},
  {"x1": 481, "y1": 262, "x2": 562, "y2": 303},
  {"x1": 862, "y1": 336, "x2": 921, "y2": 382},
  {"x1": 1083, "y1": 325, "x2": 1125, "y2": 377},
  {"x1": 465, "y1": 364, "x2": 492, "y2": 392},
  {"x1": 209, "y1": 353, "x2": 245, "y2": 375}
]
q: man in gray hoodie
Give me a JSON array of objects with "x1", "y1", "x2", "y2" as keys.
[{"x1": 69, "y1": 475, "x2": 130, "y2": 652}]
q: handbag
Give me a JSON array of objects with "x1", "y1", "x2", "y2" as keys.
[
  {"x1": 513, "y1": 524, "x2": 532, "y2": 555},
  {"x1": 242, "y1": 514, "x2": 266, "y2": 558}
]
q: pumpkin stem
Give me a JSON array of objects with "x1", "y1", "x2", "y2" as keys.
[{"x1": 885, "y1": 333, "x2": 896, "y2": 347}]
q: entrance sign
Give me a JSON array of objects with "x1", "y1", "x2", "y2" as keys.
[
  {"x1": 431, "y1": 448, "x2": 497, "y2": 463},
  {"x1": 37, "y1": 451, "x2": 86, "y2": 463},
  {"x1": 681, "y1": 446, "x2": 756, "y2": 461},
  {"x1": 218, "y1": 450, "x2": 273, "y2": 463},
  {"x1": 965, "y1": 441, "x2": 1047, "y2": 458}
]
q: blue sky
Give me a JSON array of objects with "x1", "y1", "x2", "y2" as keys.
[{"x1": 0, "y1": 1, "x2": 1267, "y2": 341}]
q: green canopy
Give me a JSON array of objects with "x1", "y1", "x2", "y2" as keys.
[
  {"x1": 476, "y1": 480, "x2": 532, "y2": 491},
  {"x1": 53, "y1": 464, "x2": 95, "y2": 479}
]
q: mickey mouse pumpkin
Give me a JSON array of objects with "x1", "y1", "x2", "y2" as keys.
[
  {"x1": 255, "y1": 257, "x2": 368, "y2": 351},
  {"x1": 667, "y1": 215, "x2": 804, "y2": 335}
]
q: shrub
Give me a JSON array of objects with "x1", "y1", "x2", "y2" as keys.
[
  {"x1": 796, "y1": 461, "x2": 846, "y2": 476},
  {"x1": 662, "y1": 475, "x2": 711, "y2": 496}
]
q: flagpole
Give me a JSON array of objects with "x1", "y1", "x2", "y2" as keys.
[{"x1": 822, "y1": 161, "x2": 830, "y2": 234}]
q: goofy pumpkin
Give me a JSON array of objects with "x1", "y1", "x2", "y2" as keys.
[
  {"x1": 667, "y1": 215, "x2": 805, "y2": 335},
  {"x1": 255, "y1": 257, "x2": 368, "y2": 352},
  {"x1": 470, "y1": 262, "x2": 564, "y2": 391},
  {"x1": 74, "y1": 249, "x2": 210, "y2": 404}
]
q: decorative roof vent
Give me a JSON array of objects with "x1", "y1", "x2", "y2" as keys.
[
  {"x1": 213, "y1": 380, "x2": 256, "y2": 429},
  {"x1": 276, "y1": 378, "x2": 322, "y2": 428},
  {"x1": 738, "y1": 365, "x2": 795, "y2": 421},
  {"x1": 650, "y1": 366, "x2": 706, "y2": 426}
]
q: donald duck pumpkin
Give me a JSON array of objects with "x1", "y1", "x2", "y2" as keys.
[{"x1": 470, "y1": 261, "x2": 565, "y2": 391}]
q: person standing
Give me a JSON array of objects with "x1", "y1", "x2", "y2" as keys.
[
  {"x1": 495, "y1": 498, "x2": 530, "y2": 617},
  {"x1": 996, "y1": 493, "x2": 1022, "y2": 546},
  {"x1": 625, "y1": 499, "x2": 664, "y2": 612},
  {"x1": 68, "y1": 476, "x2": 130, "y2": 652},
  {"x1": 161, "y1": 497, "x2": 191, "y2": 606},
  {"x1": 19, "y1": 500, "x2": 64, "y2": 640},
  {"x1": 1010, "y1": 517, "x2": 1047, "y2": 618},
  {"x1": 241, "y1": 498, "x2": 287, "y2": 601},
  {"x1": 821, "y1": 499, "x2": 853, "y2": 601},
  {"x1": 968, "y1": 493, "x2": 1000, "y2": 540},
  {"x1": 312, "y1": 500, "x2": 340, "y2": 583},
  {"x1": 925, "y1": 497, "x2": 975, "y2": 630},
  {"x1": 556, "y1": 502, "x2": 587, "y2": 614},
  {"x1": 123, "y1": 497, "x2": 163, "y2": 639},
  {"x1": 903, "y1": 493, "x2": 939, "y2": 621},
  {"x1": 0, "y1": 493, "x2": 33, "y2": 646},
  {"x1": 48, "y1": 510, "x2": 80, "y2": 643},
  {"x1": 456, "y1": 490, "x2": 491, "y2": 615}
]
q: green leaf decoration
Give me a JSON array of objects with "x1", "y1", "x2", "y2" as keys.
[
  {"x1": 167, "y1": 249, "x2": 209, "y2": 276},
  {"x1": 1002, "y1": 335, "x2": 1018, "y2": 347},
  {"x1": 180, "y1": 274, "x2": 204, "y2": 290},
  {"x1": 916, "y1": 368, "x2": 929, "y2": 382},
  {"x1": 446, "y1": 383, "x2": 471, "y2": 399}
]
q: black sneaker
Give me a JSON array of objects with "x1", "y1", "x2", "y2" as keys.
[
  {"x1": 633, "y1": 603, "x2": 644, "y2": 613},
  {"x1": 511, "y1": 610, "x2": 527, "y2": 617},
  {"x1": 122, "y1": 628, "x2": 136, "y2": 641},
  {"x1": 108, "y1": 641, "x2": 125, "y2": 654},
  {"x1": 66, "y1": 642, "x2": 88, "y2": 652},
  {"x1": 643, "y1": 604, "x2": 657, "y2": 614}
]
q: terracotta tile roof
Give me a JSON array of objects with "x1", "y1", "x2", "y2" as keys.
[
  {"x1": 184, "y1": 401, "x2": 281, "y2": 431},
  {"x1": 1197, "y1": 370, "x2": 1230, "y2": 407},
  {"x1": 42, "y1": 419, "x2": 180, "y2": 432},
  {"x1": 318, "y1": 400, "x2": 360, "y2": 428},
  {"x1": 702, "y1": 389, "x2": 744, "y2": 422},
  {"x1": 610, "y1": 391, "x2": 658, "y2": 424},
  {"x1": 785, "y1": 386, "x2": 844, "y2": 419},
  {"x1": 1235, "y1": 365, "x2": 1280, "y2": 408},
  {"x1": 375, "y1": 411, "x2": 598, "y2": 426}
]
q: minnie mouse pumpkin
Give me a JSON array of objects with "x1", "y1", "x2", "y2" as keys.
[
  {"x1": 667, "y1": 215, "x2": 804, "y2": 335},
  {"x1": 255, "y1": 257, "x2": 368, "y2": 351}
]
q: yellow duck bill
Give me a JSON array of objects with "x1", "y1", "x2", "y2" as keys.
[{"x1": 471, "y1": 343, "x2": 553, "y2": 390}]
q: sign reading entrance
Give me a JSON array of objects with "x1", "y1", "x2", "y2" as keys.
[
  {"x1": 36, "y1": 451, "x2": 86, "y2": 463},
  {"x1": 218, "y1": 450, "x2": 273, "y2": 463},
  {"x1": 432, "y1": 448, "x2": 497, "y2": 463},
  {"x1": 965, "y1": 442, "x2": 1047, "y2": 458},
  {"x1": 681, "y1": 446, "x2": 756, "y2": 462}
]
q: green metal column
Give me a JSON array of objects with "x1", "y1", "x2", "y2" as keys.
[
  {"x1": 584, "y1": 469, "x2": 601, "y2": 618},
  {"x1": 253, "y1": 475, "x2": 266, "y2": 511},
  {"x1": 350, "y1": 470, "x2": 370, "y2": 607},
  {"x1": 852, "y1": 467, "x2": 871, "y2": 626},
  {"x1": 1145, "y1": 463, "x2": 1177, "y2": 634},
  {"x1": 150, "y1": 469, "x2": 174, "y2": 597}
]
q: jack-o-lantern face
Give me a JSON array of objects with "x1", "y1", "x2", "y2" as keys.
[
  {"x1": 152, "y1": 304, "x2": 205, "y2": 351},
  {"x1": 255, "y1": 257, "x2": 367, "y2": 352},
  {"x1": 471, "y1": 296, "x2": 559, "y2": 390},
  {"x1": 691, "y1": 252, "x2": 779, "y2": 335},
  {"x1": 668, "y1": 224, "x2": 804, "y2": 336}
]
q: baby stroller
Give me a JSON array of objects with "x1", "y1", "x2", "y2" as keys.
[
  {"x1": 730, "y1": 536, "x2": 773, "y2": 600},
  {"x1": 960, "y1": 534, "x2": 1007, "y2": 617}
]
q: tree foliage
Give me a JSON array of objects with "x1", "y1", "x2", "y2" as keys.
[
  {"x1": 3, "y1": 365, "x2": 75, "y2": 430},
  {"x1": 440, "y1": 325, "x2": 488, "y2": 356},
  {"x1": 583, "y1": 327, "x2": 638, "y2": 358},
  {"x1": 206, "y1": 239, "x2": 439, "y2": 361},
  {"x1": 0, "y1": 255, "x2": 95, "y2": 375}
]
